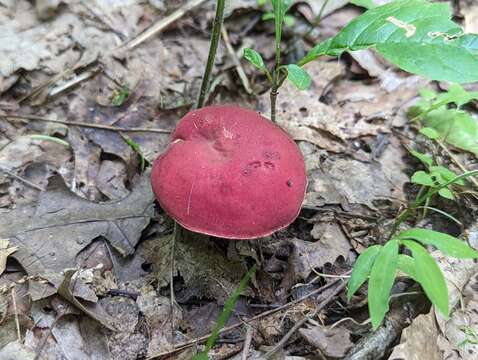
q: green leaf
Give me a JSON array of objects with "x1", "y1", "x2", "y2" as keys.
[
  {"x1": 411, "y1": 171, "x2": 435, "y2": 186},
  {"x1": 402, "y1": 240, "x2": 449, "y2": 317},
  {"x1": 422, "y1": 109, "x2": 478, "y2": 156},
  {"x1": 271, "y1": 0, "x2": 293, "y2": 24},
  {"x1": 121, "y1": 134, "x2": 146, "y2": 172},
  {"x1": 286, "y1": 64, "x2": 311, "y2": 90},
  {"x1": 347, "y1": 245, "x2": 382, "y2": 300},
  {"x1": 430, "y1": 166, "x2": 464, "y2": 186},
  {"x1": 284, "y1": 14, "x2": 295, "y2": 27},
  {"x1": 368, "y1": 239, "x2": 399, "y2": 330},
  {"x1": 435, "y1": 83, "x2": 478, "y2": 108},
  {"x1": 398, "y1": 228, "x2": 478, "y2": 259},
  {"x1": 397, "y1": 254, "x2": 418, "y2": 282},
  {"x1": 244, "y1": 48, "x2": 266, "y2": 70},
  {"x1": 350, "y1": 0, "x2": 375, "y2": 9},
  {"x1": 193, "y1": 264, "x2": 257, "y2": 359},
  {"x1": 299, "y1": 0, "x2": 478, "y2": 83},
  {"x1": 262, "y1": 12, "x2": 275, "y2": 21},
  {"x1": 419, "y1": 127, "x2": 440, "y2": 140},
  {"x1": 409, "y1": 149, "x2": 433, "y2": 168},
  {"x1": 438, "y1": 188, "x2": 454, "y2": 200}
]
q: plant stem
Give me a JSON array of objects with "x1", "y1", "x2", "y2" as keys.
[
  {"x1": 270, "y1": 2, "x2": 283, "y2": 122},
  {"x1": 196, "y1": 0, "x2": 226, "y2": 108}
]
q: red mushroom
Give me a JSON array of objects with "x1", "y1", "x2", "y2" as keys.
[{"x1": 151, "y1": 105, "x2": 307, "y2": 239}]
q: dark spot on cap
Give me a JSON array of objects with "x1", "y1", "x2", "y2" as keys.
[{"x1": 287, "y1": 180, "x2": 292, "y2": 187}]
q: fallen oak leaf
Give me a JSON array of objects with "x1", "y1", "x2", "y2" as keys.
[{"x1": 0, "y1": 173, "x2": 154, "y2": 276}]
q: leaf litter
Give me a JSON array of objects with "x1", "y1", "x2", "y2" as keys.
[{"x1": 0, "y1": 0, "x2": 477, "y2": 359}]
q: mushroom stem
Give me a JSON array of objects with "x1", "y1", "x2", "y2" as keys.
[{"x1": 196, "y1": 0, "x2": 226, "y2": 109}]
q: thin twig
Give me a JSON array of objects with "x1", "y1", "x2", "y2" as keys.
[
  {"x1": 221, "y1": 25, "x2": 253, "y2": 95},
  {"x1": 147, "y1": 276, "x2": 347, "y2": 359},
  {"x1": 11, "y1": 287, "x2": 21, "y2": 341},
  {"x1": 3, "y1": 113, "x2": 171, "y2": 134},
  {"x1": 196, "y1": 0, "x2": 226, "y2": 108},
  {"x1": 241, "y1": 325, "x2": 253, "y2": 360},
  {"x1": 119, "y1": 0, "x2": 209, "y2": 51},
  {"x1": 262, "y1": 280, "x2": 348, "y2": 359},
  {"x1": 0, "y1": 166, "x2": 45, "y2": 191}
]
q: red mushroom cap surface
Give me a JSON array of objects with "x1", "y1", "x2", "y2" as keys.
[{"x1": 151, "y1": 105, "x2": 307, "y2": 239}]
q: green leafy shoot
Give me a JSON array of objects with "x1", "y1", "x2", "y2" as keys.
[
  {"x1": 121, "y1": 134, "x2": 146, "y2": 172},
  {"x1": 408, "y1": 85, "x2": 478, "y2": 156},
  {"x1": 111, "y1": 84, "x2": 130, "y2": 106},
  {"x1": 401, "y1": 240, "x2": 449, "y2": 317},
  {"x1": 286, "y1": 64, "x2": 311, "y2": 90},
  {"x1": 193, "y1": 264, "x2": 257, "y2": 360},
  {"x1": 368, "y1": 239, "x2": 399, "y2": 329},
  {"x1": 298, "y1": 0, "x2": 478, "y2": 83},
  {"x1": 397, "y1": 254, "x2": 418, "y2": 282},
  {"x1": 243, "y1": 48, "x2": 272, "y2": 82},
  {"x1": 397, "y1": 228, "x2": 478, "y2": 259},
  {"x1": 347, "y1": 245, "x2": 381, "y2": 300}
]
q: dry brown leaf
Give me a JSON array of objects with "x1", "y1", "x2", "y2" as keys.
[
  {"x1": 0, "y1": 173, "x2": 154, "y2": 276},
  {"x1": 300, "y1": 325, "x2": 354, "y2": 358}
]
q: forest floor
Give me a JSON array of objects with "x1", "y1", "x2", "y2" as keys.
[{"x1": 1, "y1": 0, "x2": 478, "y2": 359}]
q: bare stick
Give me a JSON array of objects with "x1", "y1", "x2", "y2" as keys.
[
  {"x1": 241, "y1": 325, "x2": 253, "y2": 360},
  {"x1": 0, "y1": 167, "x2": 45, "y2": 191},
  {"x1": 221, "y1": 26, "x2": 253, "y2": 95},
  {"x1": 3, "y1": 114, "x2": 171, "y2": 134},
  {"x1": 120, "y1": 0, "x2": 209, "y2": 51},
  {"x1": 11, "y1": 287, "x2": 21, "y2": 341},
  {"x1": 196, "y1": 0, "x2": 226, "y2": 108}
]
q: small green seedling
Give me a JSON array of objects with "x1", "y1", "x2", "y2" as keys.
[
  {"x1": 244, "y1": 0, "x2": 478, "y2": 122},
  {"x1": 111, "y1": 84, "x2": 130, "y2": 106}
]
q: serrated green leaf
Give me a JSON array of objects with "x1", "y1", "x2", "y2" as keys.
[
  {"x1": 398, "y1": 228, "x2": 478, "y2": 259},
  {"x1": 347, "y1": 245, "x2": 382, "y2": 300},
  {"x1": 368, "y1": 239, "x2": 399, "y2": 329},
  {"x1": 286, "y1": 64, "x2": 311, "y2": 90},
  {"x1": 299, "y1": 0, "x2": 478, "y2": 83},
  {"x1": 438, "y1": 187, "x2": 454, "y2": 200},
  {"x1": 409, "y1": 149, "x2": 433, "y2": 168},
  {"x1": 411, "y1": 171, "x2": 435, "y2": 186},
  {"x1": 419, "y1": 127, "x2": 440, "y2": 140},
  {"x1": 262, "y1": 12, "x2": 274, "y2": 21},
  {"x1": 397, "y1": 254, "x2": 418, "y2": 282},
  {"x1": 402, "y1": 240, "x2": 449, "y2": 317},
  {"x1": 422, "y1": 109, "x2": 478, "y2": 156},
  {"x1": 244, "y1": 48, "x2": 266, "y2": 70}
]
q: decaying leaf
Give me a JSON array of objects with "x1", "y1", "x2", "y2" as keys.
[
  {"x1": 145, "y1": 231, "x2": 248, "y2": 303},
  {"x1": 0, "y1": 173, "x2": 154, "y2": 276},
  {"x1": 300, "y1": 324, "x2": 354, "y2": 358},
  {"x1": 58, "y1": 269, "x2": 116, "y2": 330}
]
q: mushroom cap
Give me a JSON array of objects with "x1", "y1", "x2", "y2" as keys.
[{"x1": 151, "y1": 105, "x2": 307, "y2": 239}]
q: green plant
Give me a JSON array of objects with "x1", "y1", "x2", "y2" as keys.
[
  {"x1": 348, "y1": 84, "x2": 478, "y2": 328},
  {"x1": 244, "y1": 0, "x2": 478, "y2": 122},
  {"x1": 111, "y1": 84, "x2": 129, "y2": 106},
  {"x1": 192, "y1": 264, "x2": 257, "y2": 360}
]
